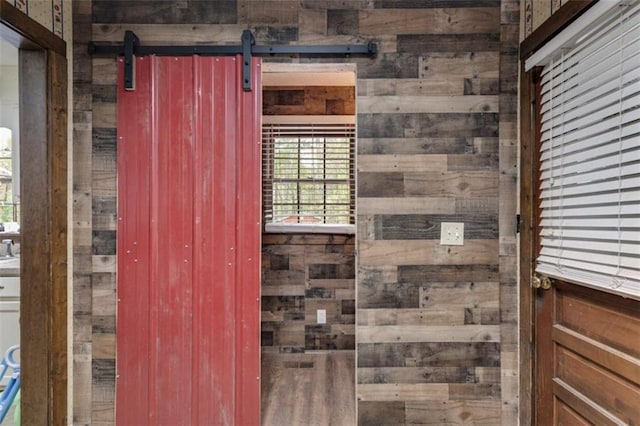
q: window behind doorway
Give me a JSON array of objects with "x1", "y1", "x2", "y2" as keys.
[
  {"x1": 262, "y1": 122, "x2": 355, "y2": 225},
  {"x1": 261, "y1": 68, "x2": 356, "y2": 233}
]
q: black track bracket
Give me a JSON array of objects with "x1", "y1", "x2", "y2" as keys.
[
  {"x1": 89, "y1": 30, "x2": 378, "y2": 92},
  {"x1": 123, "y1": 31, "x2": 139, "y2": 91}
]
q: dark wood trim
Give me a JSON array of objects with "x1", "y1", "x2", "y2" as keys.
[
  {"x1": 1, "y1": 3, "x2": 68, "y2": 425},
  {"x1": 535, "y1": 281, "x2": 555, "y2": 426},
  {"x1": 534, "y1": 68, "x2": 552, "y2": 423},
  {"x1": 520, "y1": 0, "x2": 596, "y2": 60},
  {"x1": 518, "y1": 0, "x2": 600, "y2": 423},
  {"x1": 49, "y1": 50, "x2": 69, "y2": 425},
  {"x1": 518, "y1": 62, "x2": 535, "y2": 426},
  {"x1": 520, "y1": 62, "x2": 546, "y2": 424},
  {"x1": 0, "y1": 0, "x2": 66, "y2": 55},
  {"x1": 19, "y1": 48, "x2": 69, "y2": 426},
  {"x1": 19, "y1": 49, "x2": 50, "y2": 425}
]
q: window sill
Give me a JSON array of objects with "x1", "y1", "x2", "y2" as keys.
[{"x1": 264, "y1": 223, "x2": 355, "y2": 235}]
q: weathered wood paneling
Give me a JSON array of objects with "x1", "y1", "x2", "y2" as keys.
[
  {"x1": 354, "y1": 0, "x2": 516, "y2": 422},
  {"x1": 359, "y1": 240, "x2": 498, "y2": 266},
  {"x1": 239, "y1": 0, "x2": 298, "y2": 25},
  {"x1": 375, "y1": 214, "x2": 498, "y2": 240},
  {"x1": 358, "y1": 342, "x2": 501, "y2": 367},
  {"x1": 72, "y1": 1, "x2": 95, "y2": 424},
  {"x1": 92, "y1": 0, "x2": 238, "y2": 24},
  {"x1": 78, "y1": 0, "x2": 520, "y2": 424},
  {"x1": 358, "y1": 8, "x2": 500, "y2": 35},
  {"x1": 262, "y1": 234, "x2": 355, "y2": 352},
  {"x1": 358, "y1": 112, "x2": 499, "y2": 138},
  {"x1": 357, "y1": 136, "x2": 498, "y2": 155},
  {"x1": 499, "y1": 0, "x2": 520, "y2": 423},
  {"x1": 90, "y1": 71, "x2": 117, "y2": 421},
  {"x1": 374, "y1": 0, "x2": 501, "y2": 7},
  {"x1": 263, "y1": 86, "x2": 355, "y2": 115},
  {"x1": 398, "y1": 33, "x2": 501, "y2": 52}
]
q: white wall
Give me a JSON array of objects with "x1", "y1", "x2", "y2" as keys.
[{"x1": 0, "y1": 39, "x2": 19, "y2": 207}]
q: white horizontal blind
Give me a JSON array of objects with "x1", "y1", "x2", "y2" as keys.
[
  {"x1": 536, "y1": 1, "x2": 640, "y2": 299},
  {"x1": 262, "y1": 123, "x2": 355, "y2": 226}
]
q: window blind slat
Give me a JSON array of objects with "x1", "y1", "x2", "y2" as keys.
[
  {"x1": 540, "y1": 228, "x2": 639, "y2": 242},
  {"x1": 539, "y1": 163, "x2": 639, "y2": 190},
  {"x1": 540, "y1": 135, "x2": 638, "y2": 169},
  {"x1": 540, "y1": 149, "x2": 639, "y2": 181},
  {"x1": 539, "y1": 177, "x2": 639, "y2": 199},
  {"x1": 537, "y1": 260, "x2": 640, "y2": 297},
  {"x1": 539, "y1": 106, "x2": 640, "y2": 147},
  {"x1": 540, "y1": 77, "x2": 640, "y2": 132},
  {"x1": 540, "y1": 238, "x2": 639, "y2": 256},
  {"x1": 539, "y1": 246, "x2": 639, "y2": 269},
  {"x1": 540, "y1": 127, "x2": 640, "y2": 163},
  {"x1": 540, "y1": 203, "x2": 640, "y2": 218},
  {"x1": 540, "y1": 52, "x2": 640, "y2": 119},
  {"x1": 539, "y1": 217, "x2": 639, "y2": 229},
  {"x1": 538, "y1": 255, "x2": 640, "y2": 279},
  {"x1": 540, "y1": 190, "x2": 640, "y2": 208}
]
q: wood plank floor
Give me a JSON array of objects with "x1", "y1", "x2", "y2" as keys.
[{"x1": 261, "y1": 350, "x2": 355, "y2": 426}]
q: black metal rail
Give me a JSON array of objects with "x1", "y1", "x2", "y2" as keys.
[{"x1": 89, "y1": 30, "x2": 377, "y2": 91}]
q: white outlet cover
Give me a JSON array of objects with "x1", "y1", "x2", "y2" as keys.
[
  {"x1": 440, "y1": 222, "x2": 464, "y2": 246},
  {"x1": 317, "y1": 309, "x2": 326, "y2": 324}
]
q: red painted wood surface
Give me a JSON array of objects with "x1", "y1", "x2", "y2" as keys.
[{"x1": 116, "y1": 56, "x2": 262, "y2": 425}]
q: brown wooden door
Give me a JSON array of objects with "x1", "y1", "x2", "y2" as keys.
[
  {"x1": 533, "y1": 280, "x2": 640, "y2": 425},
  {"x1": 523, "y1": 68, "x2": 640, "y2": 426}
]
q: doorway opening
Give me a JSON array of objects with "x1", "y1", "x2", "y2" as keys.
[
  {"x1": 0, "y1": 37, "x2": 20, "y2": 394},
  {"x1": 260, "y1": 64, "x2": 357, "y2": 425},
  {"x1": 0, "y1": 3, "x2": 68, "y2": 423}
]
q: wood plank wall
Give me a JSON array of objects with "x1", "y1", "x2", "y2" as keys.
[
  {"x1": 72, "y1": 1, "x2": 520, "y2": 424},
  {"x1": 263, "y1": 86, "x2": 355, "y2": 115},
  {"x1": 262, "y1": 234, "x2": 355, "y2": 353},
  {"x1": 499, "y1": 1, "x2": 520, "y2": 424},
  {"x1": 72, "y1": 1, "x2": 96, "y2": 424},
  {"x1": 261, "y1": 86, "x2": 355, "y2": 353},
  {"x1": 356, "y1": 0, "x2": 518, "y2": 424}
]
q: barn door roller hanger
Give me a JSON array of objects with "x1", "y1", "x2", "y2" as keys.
[{"x1": 89, "y1": 30, "x2": 378, "y2": 92}]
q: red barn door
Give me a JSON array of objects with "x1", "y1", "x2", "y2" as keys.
[{"x1": 116, "y1": 56, "x2": 261, "y2": 425}]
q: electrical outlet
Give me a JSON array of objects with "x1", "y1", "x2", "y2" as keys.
[
  {"x1": 440, "y1": 222, "x2": 464, "y2": 246},
  {"x1": 317, "y1": 309, "x2": 326, "y2": 324}
]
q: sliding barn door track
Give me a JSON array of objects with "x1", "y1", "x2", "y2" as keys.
[{"x1": 89, "y1": 30, "x2": 377, "y2": 91}]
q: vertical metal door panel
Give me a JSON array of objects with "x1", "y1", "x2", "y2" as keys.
[
  {"x1": 151, "y1": 57, "x2": 195, "y2": 425},
  {"x1": 192, "y1": 56, "x2": 238, "y2": 425},
  {"x1": 234, "y1": 57, "x2": 262, "y2": 426},
  {"x1": 116, "y1": 56, "x2": 152, "y2": 426},
  {"x1": 116, "y1": 56, "x2": 261, "y2": 425}
]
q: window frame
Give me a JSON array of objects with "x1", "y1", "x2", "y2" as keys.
[
  {"x1": 262, "y1": 115, "x2": 356, "y2": 234},
  {"x1": 529, "y1": 0, "x2": 640, "y2": 299}
]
